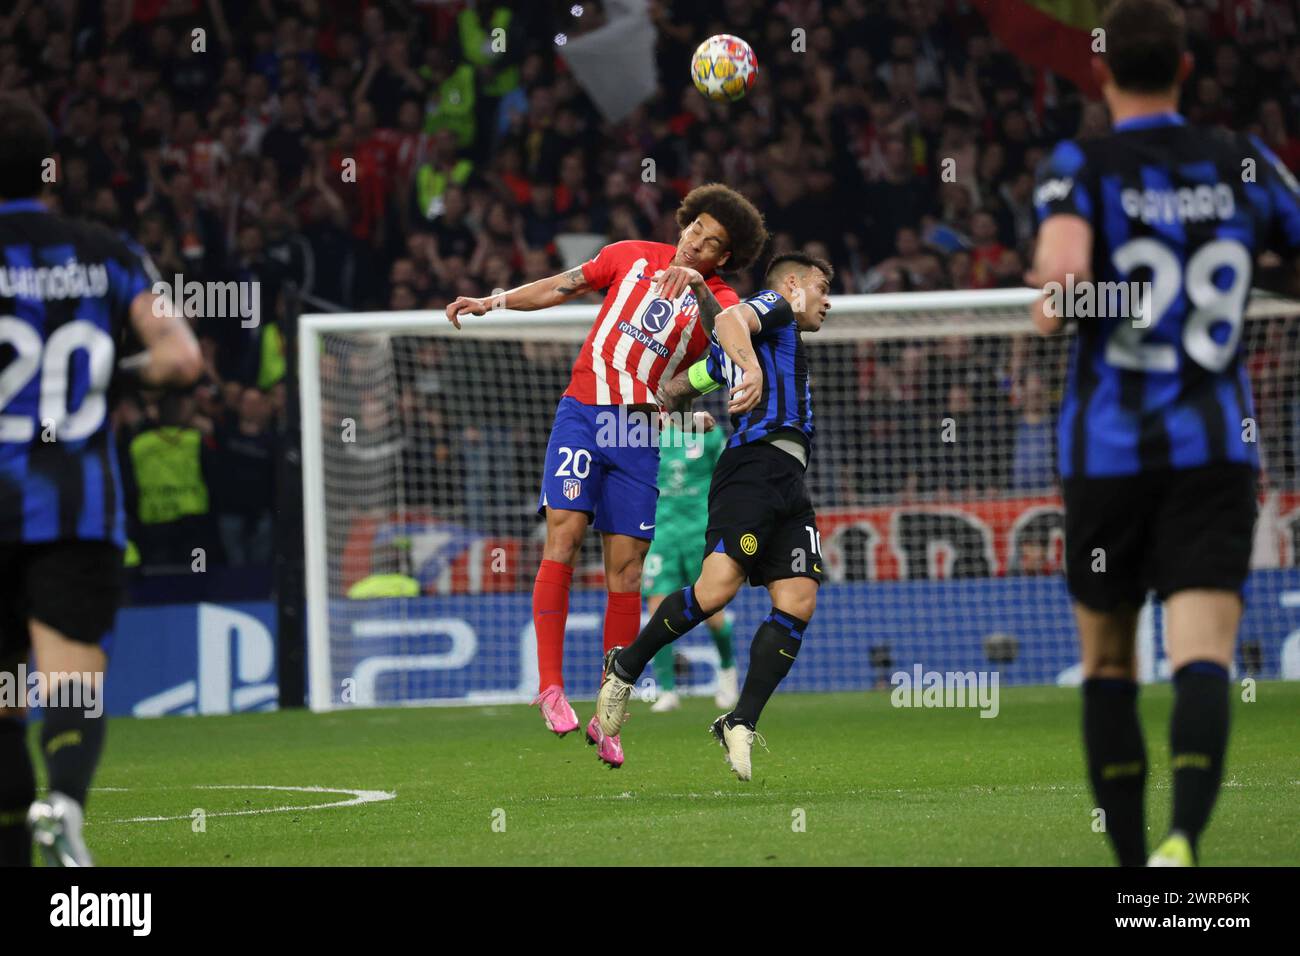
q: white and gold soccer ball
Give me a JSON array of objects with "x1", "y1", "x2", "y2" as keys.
[{"x1": 690, "y1": 34, "x2": 758, "y2": 102}]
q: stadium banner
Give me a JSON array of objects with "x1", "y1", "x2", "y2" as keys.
[
  {"x1": 325, "y1": 568, "x2": 1300, "y2": 709},
  {"x1": 341, "y1": 493, "x2": 1300, "y2": 593},
  {"x1": 103, "y1": 602, "x2": 279, "y2": 718},
  {"x1": 973, "y1": 0, "x2": 1104, "y2": 98}
]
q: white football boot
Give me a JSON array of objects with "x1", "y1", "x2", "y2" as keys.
[
  {"x1": 28, "y1": 792, "x2": 93, "y2": 867},
  {"x1": 650, "y1": 690, "x2": 681, "y2": 713},
  {"x1": 714, "y1": 667, "x2": 739, "y2": 709}
]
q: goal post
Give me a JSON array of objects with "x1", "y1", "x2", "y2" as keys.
[{"x1": 299, "y1": 289, "x2": 1300, "y2": 712}]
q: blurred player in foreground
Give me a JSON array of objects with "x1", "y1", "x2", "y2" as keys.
[
  {"x1": 593, "y1": 252, "x2": 832, "y2": 780},
  {"x1": 641, "y1": 410, "x2": 737, "y2": 714},
  {"x1": 0, "y1": 97, "x2": 202, "y2": 866},
  {"x1": 1028, "y1": 0, "x2": 1300, "y2": 865},
  {"x1": 445, "y1": 184, "x2": 766, "y2": 767}
]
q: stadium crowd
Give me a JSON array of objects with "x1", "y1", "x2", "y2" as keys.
[{"x1": 8, "y1": 0, "x2": 1300, "y2": 569}]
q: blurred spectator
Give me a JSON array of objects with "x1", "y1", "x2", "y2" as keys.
[
  {"x1": 1011, "y1": 371, "x2": 1055, "y2": 492},
  {"x1": 16, "y1": 0, "x2": 1296, "y2": 573},
  {"x1": 125, "y1": 393, "x2": 217, "y2": 569},
  {"x1": 212, "y1": 388, "x2": 278, "y2": 567}
]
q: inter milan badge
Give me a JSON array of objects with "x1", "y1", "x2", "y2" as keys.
[
  {"x1": 563, "y1": 478, "x2": 582, "y2": 500},
  {"x1": 641, "y1": 297, "x2": 673, "y2": 333}
]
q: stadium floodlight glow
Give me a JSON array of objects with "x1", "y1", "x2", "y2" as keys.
[{"x1": 299, "y1": 288, "x2": 1300, "y2": 712}]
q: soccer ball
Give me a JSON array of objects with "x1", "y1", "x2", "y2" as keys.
[{"x1": 691, "y1": 34, "x2": 758, "y2": 102}]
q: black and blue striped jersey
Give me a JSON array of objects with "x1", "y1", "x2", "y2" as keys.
[
  {"x1": 1034, "y1": 112, "x2": 1300, "y2": 478},
  {"x1": 704, "y1": 289, "x2": 814, "y2": 451},
  {"x1": 0, "y1": 199, "x2": 154, "y2": 546}
]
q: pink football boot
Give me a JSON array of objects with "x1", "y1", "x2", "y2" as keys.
[
  {"x1": 532, "y1": 685, "x2": 579, "y2": 736},
  {"x1": 585, "y1": 715, "x2": 625, "y2": 768}
]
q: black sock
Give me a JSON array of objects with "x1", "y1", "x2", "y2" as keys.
[
  {"x1": 614, "y1": 586, "x2": 713, "y2": 682},
  {"x1": 40, "y1": 687, "x2": 107, "y2": 808},
  {"x1": 730, "y1": 610, "x2": 806, "y2": 729},
  {"x1": 1170, "y1": 661, "x2": 1230, "y2": 853},
  {"x1": 0, "y1": 718, "x2": 35, "y2": 867},
  {"x1": 1082, "y1": 678, "x2": 1148, "y2": 867}
]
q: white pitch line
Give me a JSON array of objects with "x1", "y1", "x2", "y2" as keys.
[{"x1": 96, "y1": 785, "x2": 396, "y2": 824}]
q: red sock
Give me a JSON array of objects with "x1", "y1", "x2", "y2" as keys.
[
  {"x1": 534, "y1": 559, "x2": 573, "y2": 692},
  {"x1": 604, "y1": 591, "x2": 643, "y2": 657}
]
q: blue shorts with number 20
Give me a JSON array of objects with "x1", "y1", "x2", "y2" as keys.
[{"x1": 537, "y1": 396, "x2": 659, "y2": 539}]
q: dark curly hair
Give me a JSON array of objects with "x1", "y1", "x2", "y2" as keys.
[{"x1": 675, "y1": 183, "x2": 767, "y2": 272}]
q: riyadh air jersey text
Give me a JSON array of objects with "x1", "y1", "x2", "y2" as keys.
[{"x1": 566, "y1": 240, "x2": 737, "y2": 406}]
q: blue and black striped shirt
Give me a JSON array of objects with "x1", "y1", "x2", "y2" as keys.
[
  {"x1": 1035, "y1": 112, "x2": 1300, "y2": 478},
  {"x1": 704, "y1": 289, "x2": 814, "y2": 453},
  {"x1": 0, "y1": 199, "x2": 153, "y2": 546}
]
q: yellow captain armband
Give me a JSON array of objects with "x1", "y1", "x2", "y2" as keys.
[{"x1": 687, "y1": 358, "x2": 722, "y2": 395}]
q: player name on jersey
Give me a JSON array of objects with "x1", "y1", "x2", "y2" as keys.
[
  {"x1": 1119, "y1": 183, "x2": 1235, "y2": 225},
  {"x1": 0, "y1": 262, "x2": 110, "y2": 300}
]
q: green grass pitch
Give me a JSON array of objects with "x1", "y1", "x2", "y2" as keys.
[{"x1": 44, "y1": 682, "x2": 1300, "y2": 866}]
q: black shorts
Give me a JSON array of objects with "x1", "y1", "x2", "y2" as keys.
[
  {"x1": 0, "y1": 540, "x2": 124, "y2": 672},
  {"x1": 1062, "y1": 463, "x2": 1258, "y2": 611},
  {"x1": 705, "y1": 440, "x2": 824, "y2": 588}
]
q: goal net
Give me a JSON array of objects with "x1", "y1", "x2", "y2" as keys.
[{"x1": 300, "y1": 289, "x2": 1300, "y2": 711}]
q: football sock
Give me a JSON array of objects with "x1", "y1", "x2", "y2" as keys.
[
  {"x1": 652, "y1": 646, "x2": 676, "y2": 692},
  {"x1": 0, "y1": 718, "x2": 35, "y2": 866},
  {"x1": 613, "y1": 586, "x2": 712, "y2": 682},
  {"x1": 709, "y1": 614, "x2": 735, "y2": 669},
  {"x1": 40, "y1": 688, "x2": 106, "y2": 808},
  {"x1": 729, "y1": 610, "x2": 805, "y2": 729},
  {"x1": 1082, "y1": 677, "x2": 1147, "y2": 867},
  {"x1": 534, "y1": 559, "x2": 573, "y2": 691},
  {"x1": 1170, "y1": 661, "x2": 1230, "y2": 853},
  {"x1": 603, "y1": 591, "x2": 641, "y2": 656}
]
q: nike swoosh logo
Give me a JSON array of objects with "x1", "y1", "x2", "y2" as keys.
[
  {"x1": 639, "y1": 522, "x2": 655, "y2": 530},
  {"x1": 813, "y1": 564, "x2": 822, "y2": 573},
  {"x1": 778, "y1": 649, "x2": 797, "y2": 659},
  {"x1": 664, "y1": 620, "x2": 679, "y2": 635}
]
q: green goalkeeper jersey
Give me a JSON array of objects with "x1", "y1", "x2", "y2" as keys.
[{"x1": 656, "y1": 422, "x2": 726, "y2": 532}]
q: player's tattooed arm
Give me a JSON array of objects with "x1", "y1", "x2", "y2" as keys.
[
  {"x1": 693, "y1": 282, "x2": 725, "y2": 334},
  {"x1": 554, "y1": 266, "x2": 591, "y2": 297},
  {"x1": 657, "y1": 367, "x2": 702, "y2": 414},
  {"x1": 714, "y1": 304, "x2": 764, "y2": 414},
  {"x1": 447, "y1": 266, "x2": 592, "y2": 326}
]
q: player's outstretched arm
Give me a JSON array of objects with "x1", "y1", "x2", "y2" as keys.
[
  {"x1": 1026, "y1": 214, "x2": 1092, "y2": 335},
  {"x1": 651, "y1": 265, "x2": 725, "y2": 334},
  {"x1": 122, "y1": 290, "x2": 203, "y2": 388},
  {"x1": 714, "y1": 303, "x2": 764, "y2": 414},
  {"x1": 657, "y1": 366, "x2": 705, "y2": 414},
  {"x1": 444, "y1": 266, "x2": 593, "y2": 328}
]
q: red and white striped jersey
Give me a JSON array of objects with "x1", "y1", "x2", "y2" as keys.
[{"x1": 563, "y1": 240, "x2": 739, "y2": 406}]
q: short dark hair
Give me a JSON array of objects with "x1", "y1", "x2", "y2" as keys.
[
  {"x1": 0, "y1": 97, "x2": 53, "y2": 199},
  {"x1": 675, "y1": 183, "x2": 767, "y2": 272},
  {"x1": 1102, "y1": 0, "x2": 1186, "y2": 93},
  {"x1": 765, "y1": 251, "x2": 834, "y2": 286}
]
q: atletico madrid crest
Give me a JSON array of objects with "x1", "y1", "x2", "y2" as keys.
[{"x1": 563, "y1": 479, "x2": 582, "y2": 500}]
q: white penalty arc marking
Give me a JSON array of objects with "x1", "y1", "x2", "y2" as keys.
[{"x1": 96, "y1": 785, "x2": 396, "y2": 824}]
